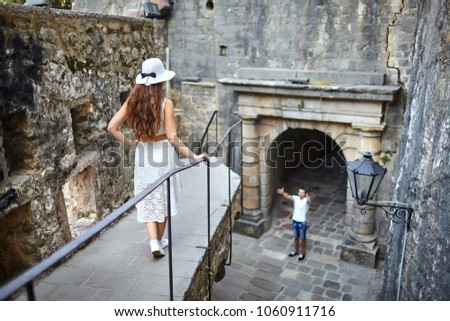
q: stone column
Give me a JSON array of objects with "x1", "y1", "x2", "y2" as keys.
[
  {"x1": 340, "y1": 129, "x2": 382, "y2": 267},
  {"x1": 258, "y1": 131, "x2": 274, "y2": 229},
  {"x1": 233, "y1": 117, "x2": 266, "y2": 237}
]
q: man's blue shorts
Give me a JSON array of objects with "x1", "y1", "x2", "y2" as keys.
[{"x1": 292, "y1": 220, "x2": 307, "y2": 240}]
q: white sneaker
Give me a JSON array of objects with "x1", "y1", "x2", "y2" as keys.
[
  {"x1": 150, "y1": 240, "x2": 165, "y2": 258},
  {"x1": 159, "y1": 238, "x2": 169, "y2": 249}
]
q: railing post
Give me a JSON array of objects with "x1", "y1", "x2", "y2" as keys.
[
  {"x1": 25, "y1": 282, "x2": 35, "y2": 301},
  {"x1": 240, "y1": 120, "x2": 244, "y2": 223},
  {"x1": 166, "y1": 177, "x2": 174, "y2": 301},
  {"x1": 225, "y1": 132, "x2": 233, "y2": 266},
  {"x1": 206, "y1": 158, "x2": 212, "y2": 301},
  {"x1": 216, "y1": 112, "x2": 218, "y2": 143},
  {"x1": 228, "y1": 133, "x2": 232, "y2": 203}
]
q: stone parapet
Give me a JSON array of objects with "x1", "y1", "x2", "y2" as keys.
[{"x1": 0, "y1": 3, "x2": 166, "y2": 284}]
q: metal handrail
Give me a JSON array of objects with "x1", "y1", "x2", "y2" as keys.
[{"x1": 0, "y1": 112, "x2": 242, "y2": 301}]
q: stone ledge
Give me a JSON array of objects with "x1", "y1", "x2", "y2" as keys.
[
  {"x1": 219, "y1": 78, "x2": 401, "y2": 102},
  {"x1": 352, "y1": 123, "x2": 386, "y2": 132},
  {"x1": 235, "y1": 68, "x2": 386, "y2": 86},
  {"x1": 181, "y1": 81, "x2": 217, "y2": 87}
]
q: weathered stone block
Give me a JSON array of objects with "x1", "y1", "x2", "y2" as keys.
[
  {"x1": 233, "y1": 212, "x2": 270, "y2": 239},
  {"x1": 340, "y1": 242, "x2": 379, "y2": 268}
]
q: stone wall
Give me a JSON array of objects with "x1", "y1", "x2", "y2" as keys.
[
  {"x1": 180, "y1": 81, "x2": 218, "y2": 147},
  {"x1": 374, "y1": 2, "x2": 418, "y2": 253},
  {"x1": 386, "y1": 0, "x2": 418, "y2": 86},
  {"x1": 168, "y1": 0, "x2": 409, "y2": 81},
  {"x1": 0, "y1": 3, "x2": 167, "y2": 283},
  {"x1": 382, "y1": 0, "x2": 450, "y2": 300}
]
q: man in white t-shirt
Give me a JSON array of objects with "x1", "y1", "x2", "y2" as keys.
[{"x1": 277, "y1": 187, "x2": 311, "y2": 260}]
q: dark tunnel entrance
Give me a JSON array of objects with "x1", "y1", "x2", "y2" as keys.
[{"x1": 268, "y1": 128, "x2": 347, "y2": 184}]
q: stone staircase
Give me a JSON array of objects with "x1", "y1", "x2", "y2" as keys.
[{"x1": 16, "y1": 158, "x2": 240, "y2": 301}]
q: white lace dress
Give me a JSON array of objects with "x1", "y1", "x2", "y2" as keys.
[{"x1": 134, "y1": 99, "x2": 178, "y2": 223}]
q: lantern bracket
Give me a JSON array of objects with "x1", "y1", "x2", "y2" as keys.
[{"x1": 360, "y1": 201, "x2": 413, "y2": 230}]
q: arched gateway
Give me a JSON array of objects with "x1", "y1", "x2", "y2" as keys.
[{"x1": 220, "y1": 68, "x2": 401, "y2": 267}]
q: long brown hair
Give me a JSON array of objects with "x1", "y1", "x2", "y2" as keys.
[{"x1": 126, "y1": 82, "x2": 165, "y2": 140}]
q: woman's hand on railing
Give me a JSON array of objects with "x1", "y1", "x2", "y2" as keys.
[
  {"x1": 194, "y1": 153, "x2": 209, "y2": 161},
  {"x1": 129, "y1": 141, "x2": 138, "y2": 149}
]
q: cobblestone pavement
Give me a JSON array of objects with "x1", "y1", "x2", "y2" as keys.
[{"x1": 212, "y1": 164, "x2": 384, "y2": 301}]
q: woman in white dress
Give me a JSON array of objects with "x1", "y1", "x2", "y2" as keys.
[{"x1": 108, "y1": 58, "x2": 205, "y2": 257}]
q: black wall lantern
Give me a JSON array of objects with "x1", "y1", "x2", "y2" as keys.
[
  {"x1": 347, "y1": 152, "x2": 413, "y2": 229},
  {"x1": 143, "y1": 1, "x2": 160, "y2": 18},
  {"x1": 142, "y1": 0, "x2": 173, "y2": 19}
]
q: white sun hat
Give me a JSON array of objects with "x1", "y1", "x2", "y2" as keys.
[{"x1": 135, "y1": 58, "x2": 175, "y2": 86}]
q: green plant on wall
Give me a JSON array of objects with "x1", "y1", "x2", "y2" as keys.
[
  {"x1": 298, "y1": 101, "x2": 305, "y2": 111},
  {"x1": 380, "y1": 152, "x2": 391, "y2": 164},
  {"x1": 50, "y1": 0, "x2": 71, "y2": 9}
]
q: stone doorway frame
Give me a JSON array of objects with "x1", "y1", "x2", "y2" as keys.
[{"x1": 220, "y1": 69, "x2": 401, "y2": 267}]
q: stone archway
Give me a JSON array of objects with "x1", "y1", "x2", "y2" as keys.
[
  {"x1": 222, "y1": 69, "x2": 401, "y2": 266},
  {"x1": 238, "y1": 116, "x2": 359, "y2": 232}
]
